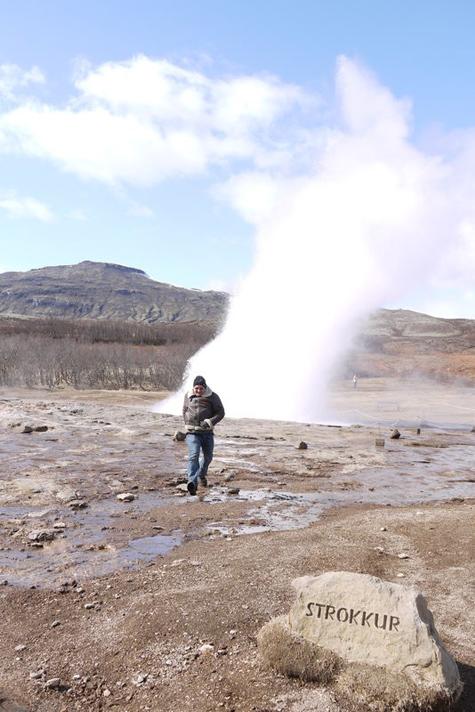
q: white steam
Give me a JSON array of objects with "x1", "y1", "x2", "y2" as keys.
[{"x1": 157, "y1": 57, "x2": 475, "y2": 422}]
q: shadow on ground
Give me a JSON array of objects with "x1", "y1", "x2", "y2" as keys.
[{"x1": 456, "y1": 661, "x2": 475, "y2": 711}]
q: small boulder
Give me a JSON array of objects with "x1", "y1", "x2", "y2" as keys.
[
  {"x1": 297, "y1": 441, "x2": 308, "y2": 450},
  {"x1": 116, "y1": 493, "x2": 135, "y2": 502},
  {"x1": 132, "y1": 673, "x2": 148, "y2": 686},
  {"x1": 390, "y1": 428, "x2": 401, "y2": 439},
  {"x1": 287, "y1": 572, "x2": 461, "y2": 695},
  {"x1": 22, "y1": 426, "x2": 34, "y2": 434},
  {"x1": 68, "y1": 500, "x2": 88, "y2": 510},
  {"x1": 27, "y1": 529, "x2": 56, "y2": 543}
]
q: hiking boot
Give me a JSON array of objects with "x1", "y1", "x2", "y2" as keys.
[
  {"x1": 199, "y1": 475, "x2": 208, "y2": 488},
  {"x1": 187, "y1": 481, "x2": 197, "y2": 496}
]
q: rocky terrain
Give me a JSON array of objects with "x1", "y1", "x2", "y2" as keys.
[
  {"x1": 0, "y1": 381, "x2": 473, "y2": 711},
  {"x1": 0, "y1": 261, "x2": 228, "y2": 323},
  {"x1": 349, "y1": 309, "x2": 475, "y2": 383}
]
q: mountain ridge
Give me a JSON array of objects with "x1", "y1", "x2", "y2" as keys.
[{"x1": 0, "y1": 261, "x2": 229, "y2": 323}]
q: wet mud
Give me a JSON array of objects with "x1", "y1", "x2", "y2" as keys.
[
  {"x1": 0, "y1": 385, "x2": 473, "y2": 588},
  {"x1": 0, "y1": 382, "x2": 474, "y2": 712}
]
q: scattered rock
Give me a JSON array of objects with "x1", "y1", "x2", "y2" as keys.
[
  {"x1": 380, "y1": 526, "x2": 387, "y2": 532},
  {"x1": 390, "y1": 428, "x2": 401, "y2": 439},
  {"x1": 297, "y1": 441, "x2": 308, "y2": 450},
  {"x1": 173, "y1": 430, "x2": 186, "y2": 442},
  {"x1": 198, "y1": 643, "x2": 214, "y2": 655},
  {"x1": 21, "y1": 426, "x2": 33, "y2": 434},
  {"x1": 84, "y1": 603, "x2": 95, "y2": 610},
  {"x1": 68, "y1": 500, "x2": 88, "y2": 510},
  {"x1": 223, "y1": 473, "x2": 235, "y2": 482},
  {"x1": 175, "y1": 484, "x2": 189, "y2": 493},
  {"x1": 398, "y1": 553, "x2": 410, "y2": 559},
  {"x1": 14, "y1": 644, "x2": 26, "y2": 652},
  {"x1": 51, "y1": 620, "x2": 61, "y2": 628},
  {"x1": 27, "y1": 529, "x2": 56, "y2": 543},
  {"x1": 227, "y1": 487, "x2": 240, "y2": 495},
  {"x1": 34, "y1": 425, "x2": 48, "y2": 432},
  {"x1": 132, "y1": 673, "x2": 148, "y2": 686},
  {"x1": 169, "y1": 559, "x2": 185, "y2": 567},
  {"x1": 44, "y1": 678, "x2": 61, "y2": 690},
  {"x1": 116, "y1": 492, "x2": 135, "y2": 502}
]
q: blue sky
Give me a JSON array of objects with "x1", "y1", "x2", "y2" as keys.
[{"x1": 1, "y1": 1, "x2": 475, "y2": 316}]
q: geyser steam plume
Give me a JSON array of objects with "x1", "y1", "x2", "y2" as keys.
[{"x1": 157, "y1": 57, "x2": 475, "y2": 422}]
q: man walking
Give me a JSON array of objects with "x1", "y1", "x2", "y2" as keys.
[{"x1": 182, "y1": 376, "x2": 225, "y2": 495}]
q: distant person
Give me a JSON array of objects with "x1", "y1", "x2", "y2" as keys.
[
  {"x1": 182, "y1": 375, "x2": 225, "y2": 495},
  {"x1": 353, "y1": 373, "x2": 358, "y2": 389}
]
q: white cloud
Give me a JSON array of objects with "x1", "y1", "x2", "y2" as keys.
[
  {"x1": 68, "y1": 208, "x2": 87, "y2": 221},
  {"x1": 0, "y1": 192, "x2": 54, "y2": 221},
  {"x1": 0, "y1": 55, "x2": 309, "y2": 186},
  {"x1": 0, "y1": 64, "x2": 45, "y2": 101},
  {"x1": 127, "y1": 202, "x2": 155, "y2": 218},
  {"x1": 216, "y1": 171, "x2": 282, "y2": 224}
]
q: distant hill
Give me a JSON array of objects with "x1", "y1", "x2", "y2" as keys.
[
  {"x1": 358, "y1": 308, "x2": 475, "y2": 353},
  {"x1": 0, "y1": 261, "x2": 473, "y2": 382},
  {"x1": 0, "y1": 261, "x2": 229, "y2": 323},
  {"x1": 351, "y1": 309, "x2": 475, "y2": 382}
]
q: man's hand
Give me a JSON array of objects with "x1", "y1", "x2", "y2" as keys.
[{"x1": 201, "y1": 419, "x2": 213, "y2": 430}]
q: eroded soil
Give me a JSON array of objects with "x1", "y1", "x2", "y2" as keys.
[{"x1": 0, "y1": 381, "x2": 473, "y2": 711}]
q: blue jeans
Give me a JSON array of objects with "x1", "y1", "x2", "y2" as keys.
[{"x1": 186, "y1": 432, "x2": 214, "y2": 486}]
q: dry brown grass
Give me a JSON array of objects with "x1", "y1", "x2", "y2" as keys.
[
  {"x1": 334, "y1": 664, "x2": 459, "y2": 712},
  {"x1": 257, "y1": 616, "x2": 341, "y2": 684},
  {"x1": 258, "y1": 617, "x2": 460, "y2": 712}
]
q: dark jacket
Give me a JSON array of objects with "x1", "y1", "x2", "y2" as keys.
[{"x1": 182, "y1": 386, "x2": 225, "y2": 432}]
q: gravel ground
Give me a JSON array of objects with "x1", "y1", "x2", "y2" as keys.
[{"x1": 0, "y1": 381, "x2": 473, "y2": 712}]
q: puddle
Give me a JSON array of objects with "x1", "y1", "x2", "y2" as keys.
[
  {"x1": 0, "y1": 493, "x2": 180, "y2": 588},
  {"x1": 0, "y1": 530, "x2": 180, "y2": 589},
  {"x1": 204, "y1": 444, "x2": 475, "y2": 537}
]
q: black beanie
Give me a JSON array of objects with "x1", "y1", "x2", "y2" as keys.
[{"x1": 193, "y1": 375, "x2": 206, "y2": 387}]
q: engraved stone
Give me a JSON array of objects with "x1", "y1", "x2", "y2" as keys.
[{"x1": 288, "y1": 571, "x2": 461, "y2": 694}]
